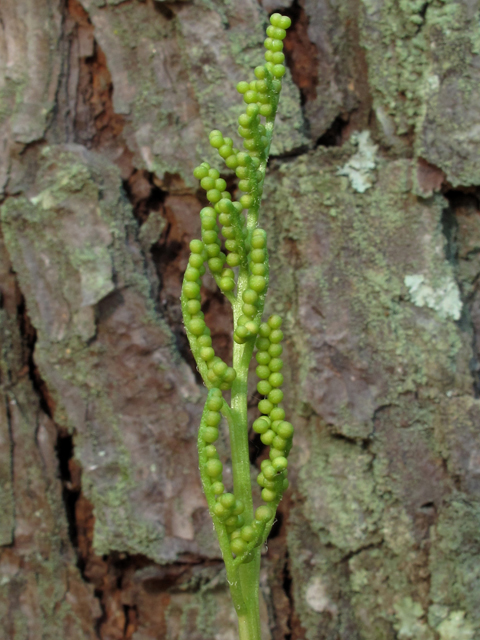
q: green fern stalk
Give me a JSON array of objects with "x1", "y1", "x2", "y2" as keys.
[{"x1": 181, "y1": 13, "x2": 293, "y2": 640}]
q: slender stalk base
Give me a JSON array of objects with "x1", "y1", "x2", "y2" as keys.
[
  {"x1": 227, "y1": 319, "x2": 262, "y2": 640},
  {"x1": 238, "y1": 608, "x2": 261, "y2": 640},
  {"x1": 237, "y1": 554, "x2": 262, "y2": 640}
]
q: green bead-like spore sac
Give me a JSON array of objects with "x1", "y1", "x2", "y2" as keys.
[
  {"x1": 182, "y1": 238, "x2": 237, "y2": 390},
  {"x1": 252, "y1": 314, "x2": 293, "y2": 511},
  {"x1": 198, "y1": 389, "x2": 225, "y2": 494}
]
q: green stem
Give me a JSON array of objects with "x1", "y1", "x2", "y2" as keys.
[
  {"x1": 230, "y1": 340, "x2": 254, "y2": 521},
  {"x1": 227, "y1": 290, "x2": 261, "y2": 640},
  {"x1": 238, "y1": 553, "x2": 262, "y2": 640},
  {"x1": 237, "y1": 590, "x2": 261, "y2": 640}
]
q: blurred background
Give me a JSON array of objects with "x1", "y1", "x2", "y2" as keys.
[{"x1": 0, "y1": 0, "x2": 479, "y2": 638}]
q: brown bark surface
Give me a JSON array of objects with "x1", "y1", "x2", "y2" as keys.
[{"x1": 1, "y1": 1, "x2": 480, "y2": 639}]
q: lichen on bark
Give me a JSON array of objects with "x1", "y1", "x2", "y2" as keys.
[{"x1": 261, "y1": 146, "x2": 479, "y2": 639}]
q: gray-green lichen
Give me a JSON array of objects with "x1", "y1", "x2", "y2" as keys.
[
  {"x1": 434, "y1": 611, "x2": 474, "y2": 640},
  {"x1": 359, "y1": 0, "x2": 431, "y2": 138},
  {"x1": 300, "y1": 431, "x2": 382, "y2": 553},
  {"x1": 358, "y1": 0, "x2": 480, "y2": 184},
  {"x1": 404, "y1": 273, "x2": 462, "y2": 320},
  {"x1": 337, "y1": 130, "x2": 378, "y2": 193},
  {"x1": 393, "y1": 597, "x2": 433, "y2": 640},
  {"x1": 260, "y1": 145, "x2": 479, "y2": 639}
]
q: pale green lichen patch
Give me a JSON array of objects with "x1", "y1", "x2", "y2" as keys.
[
  {"x1": 305, "y1": 576, "x2": 337, "y2": 615},
  {"x1": 299, "y1": 430, "x2": 382, "y2": 553},
  {"x1": 428, "y1": 499, "x2": 480, "y2": 637},
  {"x1": 404, "y1": 273, "x2": 462, "y2": 321},
  {"x1": 1, "y1": 148, "x2": 119, "y2": 342},
  {"x1": 337, "y1": 130, "x2": 378, "y2": 192},
  {"x1": 393, "y1": 597, "x2": 433, "y2": 640},
  {"x1": 436, "y1": 611, "x2": 474, "y2": 640},
  {"x1": 71, "y1": 245, "x2": 115, "y2": 308},
  {"x1": 359, "y1": 0, "x2": 431, "y2": 139}
]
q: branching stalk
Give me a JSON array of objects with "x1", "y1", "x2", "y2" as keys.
[{"x1": 181, "y1": 13, "x2": 294, "y2": 640}]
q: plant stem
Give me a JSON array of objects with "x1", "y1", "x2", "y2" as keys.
[
  {"x1": 228, "y1": 306, "x2": 261, "y2": 640},
  {"x1": 238, "y1": 554, "x2": 261, "y2": 640},
  {"x1": 230, "y1": 352, "x2": 253, "y2": 520},
  {"x1": 237, "y1": 593, "x2": 261, "y2": 640}
]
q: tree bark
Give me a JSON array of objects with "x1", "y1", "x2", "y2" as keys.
[{"x1": 1, "y1": 0, "x2": 479, "y2": 639}]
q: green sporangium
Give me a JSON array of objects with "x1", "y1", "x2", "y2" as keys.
[{"x1": 181, "y1": 13, "x2": 293, "y2": 640}]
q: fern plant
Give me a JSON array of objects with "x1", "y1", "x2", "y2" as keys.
[{"x1": 181, "y1": 13, "x2": 293, "y2": 640}]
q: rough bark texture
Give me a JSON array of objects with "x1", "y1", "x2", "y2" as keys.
[{"x1": 1, "y1": 0, "x2": 480, "y2": 639}]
